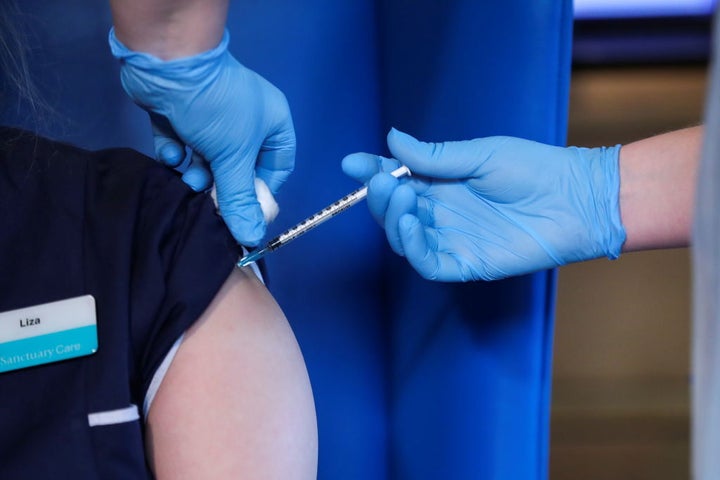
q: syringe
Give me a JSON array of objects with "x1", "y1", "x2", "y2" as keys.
[{"x1": 237, "y1": 165, "x2": 411, "y2": 267}]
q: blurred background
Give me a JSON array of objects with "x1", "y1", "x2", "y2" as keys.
[{"x1": 552, "y1": 1, "x2": 714, "y2": 478}]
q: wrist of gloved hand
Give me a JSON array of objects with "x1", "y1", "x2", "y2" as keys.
[
  {"x1": 108, "y1": 27, "x2": 230, "y2": 114},
  {"x1": 570, "y1": 144, "x2": 626, "y2": 263}
]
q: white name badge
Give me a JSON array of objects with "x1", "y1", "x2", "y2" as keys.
[{"x1": 0, "y1": 295, "x2": 98, "y2": 373}]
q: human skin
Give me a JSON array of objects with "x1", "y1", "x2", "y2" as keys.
[
  {"x1": 618, "y1": 125, "x2": 702, "y2": 252},
  {"x1": 109, "y1": 0, "x2": 228, "y2": 59},
  {"x1": 146, "y1": 268, "x2": 318, "y2": 479}
]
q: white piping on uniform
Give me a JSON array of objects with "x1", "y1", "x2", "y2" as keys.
[{"x1": 88, "y1": 404, "x2": 139, "y2": 427}]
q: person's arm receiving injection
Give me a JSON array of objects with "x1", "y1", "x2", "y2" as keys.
[
  {"x1": 341, "y1": 126, "x2": 701, "y2": 282},
  {"x1": 108, "y1": 0, "x2": 295, "y2": 247}
]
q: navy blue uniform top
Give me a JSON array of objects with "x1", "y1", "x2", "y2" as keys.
[{"x1": 0, "y1": 128, "x2": 241, "y2": 478}]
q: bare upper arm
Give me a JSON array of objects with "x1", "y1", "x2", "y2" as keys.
[{"x1": 145, "y1": 268, "x2": 317, "y2": 479}]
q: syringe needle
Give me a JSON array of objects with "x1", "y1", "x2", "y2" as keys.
[
  {"x1": 237, "y1": 165, "x2": 411, "y2": 268},
  {"x1": 237, "y1": 247, "x2": 270, "y2": 268}
]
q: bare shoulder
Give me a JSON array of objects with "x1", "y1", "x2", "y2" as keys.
[{"x1": 146, "y1": 268, "x2": 318, "y2": 479}]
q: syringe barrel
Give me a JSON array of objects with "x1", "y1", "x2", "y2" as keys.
[
  {"x1": 273, "y1": 185, "x2": 368, "y2": 247},
  {"x1": 265, "y1": 165, "x2": 410, "y2": 252}
]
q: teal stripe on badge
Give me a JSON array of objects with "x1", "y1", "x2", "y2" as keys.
[{"x1": 0, "y1": 325, "x2": 97, "y2": 373}]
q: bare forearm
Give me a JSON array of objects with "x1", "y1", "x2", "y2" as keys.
[
  {"x1": 619, "y1": 125, "x2": 702, "y2": 252},
  {"x1": 109, "y1": 0, "x2": 228, "y2": 59}
]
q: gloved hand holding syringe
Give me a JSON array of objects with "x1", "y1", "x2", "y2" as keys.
[{"x1": 238, "y1": 165, "x2": 411, "y2": 267}]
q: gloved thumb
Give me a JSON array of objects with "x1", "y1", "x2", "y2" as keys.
[{"x1": 386, "y1": 128, "x2": 489, "y2": 179}]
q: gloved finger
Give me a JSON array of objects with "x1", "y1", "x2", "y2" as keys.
[
  {"x1": 210, "y1": 151, "x2": 265, "y2": 247},
  {"x1": 384, "y1": 184, "x2": 418, "y2": 256},
  {"x1": 397, "y1": 214, "x2": 460, "y2": 281},
  {"x1": 366, "y1": 172, "x2": 399, "y2": 226},
  {"x1": 181, "y1": 152, "x2": 213, "y2": 192},
  {"x1": 414, "y1": 194, "x2": 433, "y2": 226},
  {"x1": 342, "y1": 153, "x2": 401, "y2": 183},
  {"x1": 397, "y1": 214, "x2": 441, "y2": 280},
  {"x1": 255, "y1": 147, "x2": 295, "y2": 195},
  {"x1": 255, "y1": 119, "x2": 296, "y2": 194},
  {"x1": 386, "y1": 127, "x2": 497, "y2": 179},
  {"x1": 150, "y1": 113, "x2": 186, "y2": 168}
]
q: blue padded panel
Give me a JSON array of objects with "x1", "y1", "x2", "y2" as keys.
[{"x1": 379, "y1": 1, "x2": 571, "y2": 479}]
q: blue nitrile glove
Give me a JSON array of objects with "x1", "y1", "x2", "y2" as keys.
[
  {"x1": 341, "y1": 128, "x2": 626, "y2": 282},
  {"x1": 109, "y1": 29, "x2": 295, "y2": 247}
]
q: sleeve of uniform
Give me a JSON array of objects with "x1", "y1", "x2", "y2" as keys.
[{"x1": 127, "y1": 160, "x2": 242, "y2": 407}]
